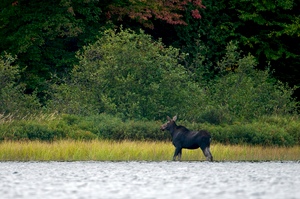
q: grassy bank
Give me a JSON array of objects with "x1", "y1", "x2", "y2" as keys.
[{"x1": 0, "y1": 140, "x2": 299, "y2": 161}]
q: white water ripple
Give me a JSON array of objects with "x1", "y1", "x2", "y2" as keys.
[{"x1": 0, "y1": 161, "x2": 299, "y2": 199}]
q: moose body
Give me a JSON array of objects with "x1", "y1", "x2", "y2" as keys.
[{"x1": 161, "y1": 116, "x2": 213, "y2": 161}]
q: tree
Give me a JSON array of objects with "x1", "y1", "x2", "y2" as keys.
[
  {"x1": 199, "y1": 42, "x2": 299, "y2": 124},
  {"x1": 0, "y1": 0, "x2": 205, "y2": 104},
  {"x1": 49, "y1": 28, "x2": 204, "y2": 120},
  {"x1": 172, "y1": 0, "x2": 300, "y2": 99},
  {"x1": 0, "y1": 53, "x2": 40, "y2": 117},
  {"x1": 230, "y1": 0, "x2": 300, "y2": 99},
  {"x1": 0, "y1": 0, "x2": 107, "y2": 103},
  {"x1": 172, "y1": 0, "x2": 237, "y2": 83},
  {"x1": 106, "y1": 0, "x2": 205, "y2": 29}
]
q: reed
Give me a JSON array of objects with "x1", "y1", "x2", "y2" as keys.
[{"x1": 0, "y1": 140, "x2": 299, "y2": 161}]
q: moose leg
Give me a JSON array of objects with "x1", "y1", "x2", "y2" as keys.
[
  {"x1": 173, "y1": 147, "x2": 182, "y2": 161},
  {"x1": 202, "y1": 147, "x2": 213, "y2": 162},
  {"x1": 178, "y1": 149, "x2": 182, "y2": 161}
]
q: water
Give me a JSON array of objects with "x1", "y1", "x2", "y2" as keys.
[{"x1": 0, "y1": 161, "x2": 299, "y2": 199}]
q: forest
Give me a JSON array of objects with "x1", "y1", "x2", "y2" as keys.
[{"x1": 0, "y1": 0, "x2": 300, "y2": 146}]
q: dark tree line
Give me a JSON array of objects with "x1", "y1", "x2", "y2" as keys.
[{"x1": 0, "y1": 0, "x2": 299, "y2": 119}]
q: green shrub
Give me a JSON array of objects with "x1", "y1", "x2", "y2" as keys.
[
  {"x1": 66, "y1": 114, "x2": 168, "y2": 141},
  {"x1": 72, "y1": 114, "x2": 125, "y2": 139},
  {"x1": 49, "y1": 28, "x2": 204, "y2": 120},
  {"x1": 0, "y1": 53, "x2": 41, "y2": 118},
  {"x1": 194, "y1": 42, "x2": 298, "y2": 124},
  {"x1": 47, "y1": 31, "x2": 298, "y2": 125},
  {"x1": 0, "y1": 123, "x2": 27, "y2": 141},
  {"x1": 25, "y1": 124, "x2": 59, "y2": 141},
  {"x1": 1, "y1": 114, "x2": 299, "y2": 146},
  {"x1": 67, "y1": 130, "x2": 97, "y2": 140},
  {"x1": 204, "y1": 122, "x2": 296, "y2": 147},
  {"x1": 286, "y1": 124, "x2": 300, "y2": 145},
  {"x1": 0, "y1": 122, "x2": 62, "y2": 141},
  {"x1": 260, "y1": 116, "x2": 299, "y2": 146},
  {"x1": 123, "y1": 120, "x2": 169, "y2": 141},
  {"x1": 61, "y1": 114, "x2": 82, "y2": 126}
]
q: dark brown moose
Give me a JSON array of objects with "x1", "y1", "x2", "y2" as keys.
[{"x1": 161, "y1": 116, "x2": 213, "y2": 161}]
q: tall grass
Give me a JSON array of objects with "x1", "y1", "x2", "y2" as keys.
[{"x1": 0, "y1": 140, "x2": 299, "y2": 161}]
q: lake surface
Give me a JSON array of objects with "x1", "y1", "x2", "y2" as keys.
[{"x1": 0, "y1": 161, "x2": 299, "y2": 199}]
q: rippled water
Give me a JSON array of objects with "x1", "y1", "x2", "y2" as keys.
[{"x1": 0, "y1": 161, "x2": 299, "y2": 199}]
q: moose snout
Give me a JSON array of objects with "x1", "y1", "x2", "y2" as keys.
[{"x1": 160, "y1": 124, "x2": 166, "y2": 131}]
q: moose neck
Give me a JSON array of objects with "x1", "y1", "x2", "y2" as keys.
[{"x1": 168, "y1": 122, "x2": 177, "y2": 136}]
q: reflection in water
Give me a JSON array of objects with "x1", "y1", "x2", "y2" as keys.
[{"x1": 0, "y1": 161, "x2": 299, "y2": 199}]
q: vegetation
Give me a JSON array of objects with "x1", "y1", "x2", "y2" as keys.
[
  {"x1": 172, "y1": 0, "x2": 300, "y2": 96},
  {"x1": 46, "y1": 30, "x2": 297, "y2": 122},
  {"x1": 0, "y1": 0, "x2": 205, "y2": 101},
  {"x1": 0, "y1": 53, "x2": 41, "y2": 117},
  {"x1": 48, "y1": 28, "x2": 204, "y2": 119},
  {"x1": 1, "y1": 0, "x2": 299, "y2": 102},
  {"x1": 0, "y1": 140, "x2": 299, "y2": 161},
  {"x1": 1, "y1": 114, "x2": 300, "y2": 147},
  {"x1": 0, "y1": 0, "x2": 299, "y2": 155}
]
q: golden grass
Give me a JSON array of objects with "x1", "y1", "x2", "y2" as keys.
[{"x1": 0, "y1": 140, "x2": 299, "y2": 161}]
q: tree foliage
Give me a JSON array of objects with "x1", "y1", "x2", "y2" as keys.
[
  {"x1": 170, "y1": 0, "x2": 300, "y2": 97},
  {"x1": 49, "y1": 28, "x2": 203, "y2": 120},
  {"x1": 231, "y1": 0, "x2": 299, "y2": 60},
  {"x1": 0, "y1": 0, "x2": 206, "y2": 103},
  {"x1": 198, "y1": 42, "x2": 299, "y2": 124},
  {"x1": 1, "y1": 0, "x2": 299, "y2": 100},
  {"x1": 0, "y1": 0, "x2": 108, "y2": 101},
  {"x1": 230, "y1": 0, "x2": 300, "y2": 97},
  {"x1": 49, "y1": 30, "x2": 298, "y2": 123},
  {"x1": 107, "y1": 0, "x2": 205, "y2": 29},
  {"x1": 0, "y1": 53, "x2": 40, "y2": 117},
  {"x1": 0, "y1": 0, "x2": 299, "y2": 122}
]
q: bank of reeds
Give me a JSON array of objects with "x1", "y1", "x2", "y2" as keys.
[{"x1": 0, "y1": 140, "x2": 299, "y2": 162}]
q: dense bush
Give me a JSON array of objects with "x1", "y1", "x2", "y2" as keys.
[
  {"x1": 181, "y1": 115, "x2": 300, "y2": 146},
  {"x1": 48, "y1": 29, "x2": 298, "y2": 123},
  {"x1": 0, "y1": 115, "x2": 97, "y2": 141},
  {"x1": 174, "y1": 0, "x2": 300, "y2": 98},
  {"x1": 190, "y1": 42, "x2": 299, "y2": 124},
  {"x1": 0, "y1": 121, "x2": 63, "y2": 141},
  {"x1": 1, "y1": 114, "x2": 300, "y2": 146},
  {"x1": 61, "y1": 114, "x2": 168, "y2": 140},
  {"x1": 0, "y1": 54, "x2": 41, "y2": 118},
  {"x1": 49, "y1": 28, "x2": 204, "y2": 120},
  {"x1": 210, "y1": 124, "x2": 295, "y2": 146}
]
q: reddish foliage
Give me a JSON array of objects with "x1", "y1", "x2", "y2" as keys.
[
  {"x1": 191, "y1": 9, "x2": 201, "y2": 19},
  {"x1": 107, "y1": 0, "x2": 205, "y2": 29},
  {"x1": 12, "y1": 1, "x2": 18, "y2": 6}
]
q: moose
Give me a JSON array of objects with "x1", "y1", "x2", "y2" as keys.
[{"x1": 161, "y1": 116, "x2": 213, "y2": 161}]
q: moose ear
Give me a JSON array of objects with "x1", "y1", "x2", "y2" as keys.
[
  {"x1": 167, "y1": 116, "x2": 171, "y2": 121},
  {"x1": 173, "y1": 115, "x2": 177, "y2": 121}
]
